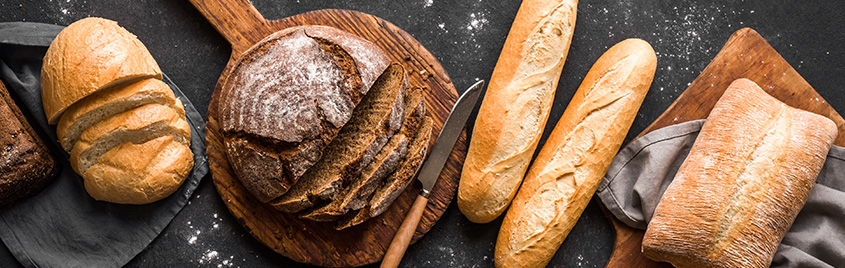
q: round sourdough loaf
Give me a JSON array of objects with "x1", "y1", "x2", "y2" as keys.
[
  {"x1": 218, "y1": 25, "x2": 390, "y2": 203},
  {"x1": 41, "y1": 17, "x2": 162, "y2": 124}
]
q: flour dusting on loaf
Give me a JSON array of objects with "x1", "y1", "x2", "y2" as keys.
[
  {"x1": 458, "y1": 0, "x2": 579, "y2": 224},
  {"x1": 642, "y1": 78, "x2": 838, "y2": 268},
  {"x1": 218, "y1": 25, "x2": 390, "y2": 203}
]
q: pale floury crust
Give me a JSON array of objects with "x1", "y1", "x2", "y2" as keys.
[
  {"x1": 494, "y1": 38, "x2": 656, "y2": 268},
  {"x1": 458, "y1": 0, "x2": 579, "y2": 224},
  {"x1": 642, "y1": 78, "x2": 837, "y2": 268}
]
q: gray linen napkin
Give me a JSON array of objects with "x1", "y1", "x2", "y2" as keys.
[
  {"x1": 598, "y1": 119, "x2": 844, "y2": 268},
  {"x1": 0, "y1": 22, "x2": 208, "y2": 268}
]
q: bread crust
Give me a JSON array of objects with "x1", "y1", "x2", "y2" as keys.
[
  {"x1": 458, "y1": 0, "x2": 579, "y2": 223},
  {"x1": 219, "y1": 25, "x2": 391, "y2": 203},
  {"x1": 41, "y1": 17, "x2": 162, "y2": 124},
  {"x1": 69, "y1": 103, "x2": 191, "y2": 174},
  {"x1": 641, "y1": 78, "x2": 838, "y2": 268},
  {"x1": 494, "y1": 38, "x2": 656, "y2": 268},
  {"x1": 0, "y1": 83, "x2": 58, "y2": 206},
  {"x1": 56, "y1": 78, "x2": 181, "y2": 152},
  {"x1": 83, "y1": 135, "x2": 193, "y2": 204},
  {"x1": 269, "y1": 63, "x2": 407, "y2": 212}
]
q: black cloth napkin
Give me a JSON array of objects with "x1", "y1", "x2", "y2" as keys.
[
  {"x1": 598, "y1": 119, "x2": 845, "y2": 268},
  {"x1": 0, "y1": 22, "x2": 209, "y2": 268}
]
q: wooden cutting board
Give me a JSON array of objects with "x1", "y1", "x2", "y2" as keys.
[
  {"x1": 191, "y1": 0, "x2": 463, "y2": 266},
  {"x1": 603, "y1": 27, "x2": 845, "y2": 267}
]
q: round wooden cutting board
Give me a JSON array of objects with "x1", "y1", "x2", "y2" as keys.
[{"x1": 192, "y1": 0, "x2": 463, "y2": 266}]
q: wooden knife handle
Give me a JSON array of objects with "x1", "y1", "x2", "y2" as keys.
[
  {"x1": 381, "y1": 194, "x2": 428, "y2": 268},
  {"x1": 188, "y1": 0, "x2": 274, "y2": 57}
]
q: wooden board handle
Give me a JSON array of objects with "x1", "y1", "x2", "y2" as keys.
[
  {"x1": 381, "y1": 194, "x2": 428, "y2": 268},
  {"x1": 189, "y1": 0, "x2": 272, "y2": 56}
]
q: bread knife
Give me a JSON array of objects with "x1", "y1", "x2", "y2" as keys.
[{"x1": 380, "y1": 80, "x2": 485, "y2": 268}]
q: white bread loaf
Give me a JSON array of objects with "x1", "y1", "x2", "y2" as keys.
[
  {"x1": 83, "y1": 135, "x2": 193, "y2": 204},
  {"x1": 642, "y1": 78, "x2": 837, "y2": 268},
  {"x1": 56, "y1": 78, "x2": 182, "y2": 152},
  {"x1": 41, "y1": 17, "x2": 162, "y2": 124},
  {"x1": 42, "y1": 17, "x2": 194, "y2": 204},
  {"x1": 495, "y1": 38, "x2": 656, "y2": 268},
  {"x1": 458, "y1": 0, "x2": 579, "y2": 223},
  {"x1": 69, "y1": 103, "x2": 190, "y2": 174}
]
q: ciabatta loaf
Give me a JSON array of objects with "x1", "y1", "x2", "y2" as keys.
[
  {"x1": 642, "y1": 78, "x2": 837, "y2": 268},
  {"x1": 495, "y1": 38, "x2": 656, "y2": 268},
  {"x1": 458, "y1": 0, "x2": 579, "y2": 223}
]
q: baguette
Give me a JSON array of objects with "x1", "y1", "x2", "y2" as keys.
[
  {"x1": 642, "y1": 78, "x2": 837, "y2": 268},
  {"x1": 495, "y1": 38, "x2": 656, "y2": 268},
  {"x1": 458, "y1": 0, "x2": 578, "y2": 223}
]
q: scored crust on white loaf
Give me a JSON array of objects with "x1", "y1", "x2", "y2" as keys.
[
  {"x1": 458, "y1": 0, "x2": 579, "y2": 224},
  {"x1": 642, "y1": 78, "x2": 837, "y2": 268},
  {"x1": 70, "y1": 103, "x2": 190, "y2": 174},
  {"x1": 57, "y1": 78, "x2": 182, "y2": 152},
  {"x1": 84, "y1": 135, "x2": 193, "y2": 204},
  {"x1": 41, "y1": 17, "x2": 162, "y2": 124},
  {"x1": 494, "y1": 38, "x2": 656, "y2": 268},
  {"x1": 270, "y1": 63, "x2": 407, "y2": 213}
]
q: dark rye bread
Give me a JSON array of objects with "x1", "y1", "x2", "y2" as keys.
[
  {"x1": 218, "y1": 25, "x2": 390, "y2": 203},
  {"x1": 301, "y1": 87, "x2": 426, "y2": 221},
  {"x1": 270, "y1": 63, "x2": 408, "y2": 213},
  {"x1": 336, "y1": 116, "x2": 433, "y2": 230},
  {"x1": 0, "y1": 83, "x2": 58, "y2": 206}
]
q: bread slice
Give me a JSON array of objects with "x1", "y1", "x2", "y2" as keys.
[
  {"x1": 301, "y1": 88, "x2": 426, "y2": 221},
  {"x1": 336, "y1": 116, "x2": 433, "y2": 230},
  {"x1": 83, "y1": 135, "x2": 193, "y2": 204},
  {"x1": 0, "y1": 83, "x2": 59, "y2": 206},
  {"x1": 300, "y1": 133, "x2": 409, "y2": 221},
  {"x1": 69, "y1": 103, "x2": 190, "y2": 174},
  {"x1": 642, "y1": 79, "x2": 837, "y2": 268},
  {"x1": 219, "y1": 25, "x2": 391, "y2": 203},
  {"x1": 41, "y1": 17, "x2": 162, "y2": 124},
  {"x1": 56, "y1": 78, "x2": 182, "y2": 152},
  {"x1": 270, "y1": 63, "x2": 407, "y2": 213}
]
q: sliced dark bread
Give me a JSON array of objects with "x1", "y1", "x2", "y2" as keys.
[
  {"x1": 219, "y1": 25, "x2": 390, "y2": 203},
  {"x1": 270, "y1": 63, "x2": 407, "y2": 213},
  {"x1": 336, "y1": 116, "x2": 433, "y2": 230},
  {"x1": 300, "y1": 87, "x2": 426, "y2": 221}
]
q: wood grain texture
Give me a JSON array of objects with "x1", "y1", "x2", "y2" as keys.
[
  {"x1": 603, "y1": 27, "x2": 845, "y2": 268},
  {"x1": 192, "y1": 0, "x2": 462, "y2": 266}
]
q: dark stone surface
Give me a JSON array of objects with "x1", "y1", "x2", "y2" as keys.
[{"x1": 1, "y1": 0, "x2": 844, "y2": 267}]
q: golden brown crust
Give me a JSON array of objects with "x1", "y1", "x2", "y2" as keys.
[
  {"x1": 83, "y1": 135, "x2": 193, "y2": 204},
  {"x1": 56, "y1": 78, "x2": 180, "y2": 152},
  {"x1": 41, "y1": 17, "x2": 161, "y2": 124},
  {"x1": 69, "y1": 103, "x2": 190, "y2": 174},
  {"x1": 494, "y1": 38, "x2": 656, "y2": 268},
  {"x1": 458, "y1": 0, "x2": 579, "y2": 224},
  {"x1": 641, "y1": 78, "x2": 838, "y2": 268}
]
